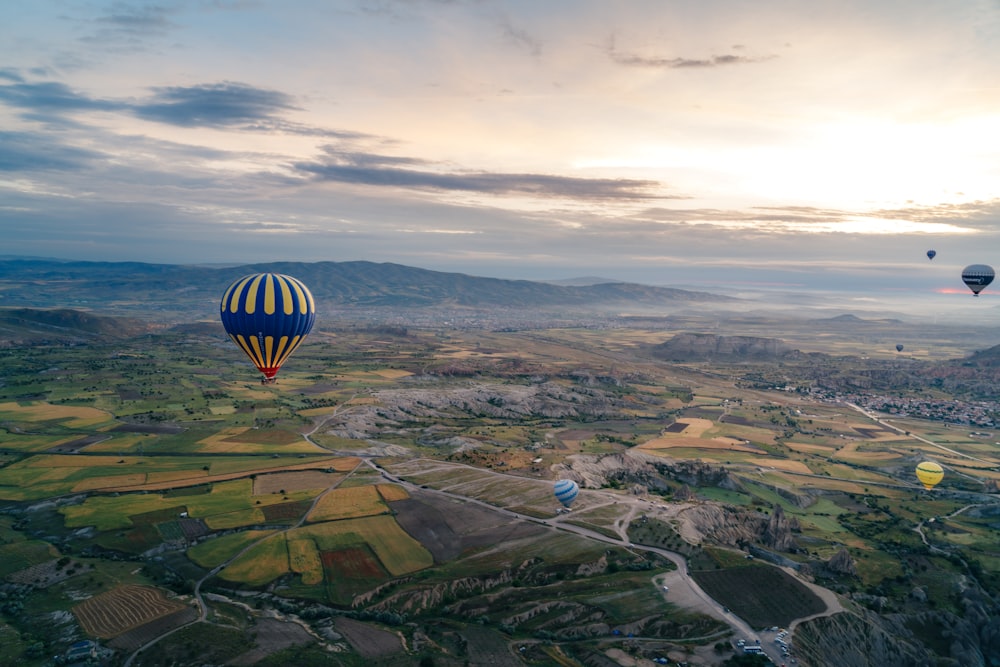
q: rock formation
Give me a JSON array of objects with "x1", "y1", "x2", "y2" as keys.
[
  {"x1": 762, "y1": 504, "x2": 797, "y2": 552},
  {"x1": 650, "y1": 332, "x2": 791, "y2": 361},
  {"x1": 826, "y1": 547, "x2": 857, "y2": 576}
]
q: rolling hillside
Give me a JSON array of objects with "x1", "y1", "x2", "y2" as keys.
[{"x1": 0, "y1": 258, "x2": 733, "y2": 320}]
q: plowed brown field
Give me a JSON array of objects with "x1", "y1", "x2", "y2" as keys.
[{"x1": 73, "y1": 584, "x2": 187, "y2": 639}]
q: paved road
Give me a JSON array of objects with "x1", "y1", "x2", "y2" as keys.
[
  {"x1": 377, "y1": 459, "x2": 841, "y2": 665},
  {"x1": 844, "y1": 402, "x2": 993, "y2": 465}
]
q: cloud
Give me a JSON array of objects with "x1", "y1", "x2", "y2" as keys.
[
  {"x1": 500, "y1": 19, "x2": 543, "y2": 57},
  {"x1": 0, "y1": 131, "x2": 102, "y2": 171},
  {"x1": 133, "y1": 82, "x2": 299, "y2": 128},
  {"x1": 635, "y1": 202, "x2": 993, "y2": 236},
  {"x1": 295, "y1": 148, "x2": 665, "y2": 199},
  {"x1": 0, "y1": 80, "x2": 124, "y2": 114},
  {"x1": 0, "y1": 73, "x2": 370, "y2": 138},
  {"x1": 95, "y1": 4, "x2": 175, "y2": 34},
  {"x1": 606, "y1": 35, "x2": 775, "y2": 68}
]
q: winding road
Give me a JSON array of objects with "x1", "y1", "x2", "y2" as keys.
[
  {"x1": 123, "y1": 440, "x2": 845, "y2": 666},
  {"x1": 376, "y1": 459, "x2": 842, "y2": 665}
]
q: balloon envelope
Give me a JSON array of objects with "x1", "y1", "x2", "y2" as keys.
[
  {"x1": 896, "y1": 344, "x2": 904, "y2": 352},
  {"x1": 554, "y1": 479, "x2": 579, "y2": 507},
  {"x1": 915, "y1": 461, "x2": 944, "y2": 490},
  {"x1": 220, "y1": 273, "x2": 316, "y2": 379},
  {"x1": 926, "y1": 250, "x2": 936, "y2": 260},
  {"x1": 962, "y1": 264, "x2": 995, "y2": 296}
]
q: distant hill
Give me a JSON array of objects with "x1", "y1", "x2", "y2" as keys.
[
  {"x1": 542, "y1": 276, "x2": 623, "y2": 286},
  {"x1": 808, "y1": 313, "x2": 904, "y2": 326},
  {"x1": 0, "y1": 307, "x2": 155, "y2": 344},
  {"x1": 0, "y1": 258, "x2": 734, "y2": 320},
  {"x1": 960, "y1": 344, "x2": 1000, "y2": 368}
]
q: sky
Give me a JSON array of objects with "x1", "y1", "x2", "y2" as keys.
[{"x1": 3, "y1": 0, "x2": 1000, "y2": 298}]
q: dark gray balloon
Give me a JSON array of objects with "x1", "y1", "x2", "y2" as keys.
[{"x1": 962, "y1": 264, "x2": 995, "y2": 296}]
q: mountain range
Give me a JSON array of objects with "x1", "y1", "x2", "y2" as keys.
[{"x1": 0, "y1": 257, "x2": 731, "y2": 321}]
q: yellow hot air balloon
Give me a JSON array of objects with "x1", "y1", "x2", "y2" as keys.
[{"x1": 915, "y1": 461, "x2": 944, "y2": 490}]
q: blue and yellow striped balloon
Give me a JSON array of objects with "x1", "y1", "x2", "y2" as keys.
[
  {"x1": 554, "y1": 479, "x2": 579, "y2": 508},
  {"x1": 219, "y1": 273, "x2": 316, "y2": 381}
]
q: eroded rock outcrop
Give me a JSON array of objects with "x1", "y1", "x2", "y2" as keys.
[
  {"x1": 826, "y1": 547, "x2": 857, "y2": 577},
  {"x1": 762, "y1": 505, "x2": 798, "y2": 552},
  {"x1": 650, "y1": 332, "x2": 791, "y2": 361},
  {"x1": 795, "y1": 610, "x2": 932, "y2": 667}
]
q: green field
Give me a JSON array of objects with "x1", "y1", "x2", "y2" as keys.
[
  {"x1": 60, "y1": 478, "x2": 320, "y2": 531},
  {"x1": 218, "y1": 534, "x2": 290, "y2": 586},
  {"x1": 188, "y1": 530, "x2": 277, "y2": 569}
]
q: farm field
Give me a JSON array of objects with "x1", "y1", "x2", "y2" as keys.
[
  {"x1": 0, "y1": 320, "x2": 998, "y2": 667},
  {"x1": 72, "y1": 584, "x2": 189, "y2": 639},
  {"x1": 0, "y1": 451, "x2": 355, "y2": 501},
  {"x1": 306, "y1": 484, "x2": 390, "y2": 522}
]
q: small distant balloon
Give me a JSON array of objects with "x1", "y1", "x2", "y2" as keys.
[
  {"x1": 926, "y1": 250, "x2": 936, "y2": 260},
  {"x1": 961, "y1": 264, "x2": 995, "y2": 296},
  {"x1": 896, "y1": 344, "x2": 904, "y2": 352},
  {"x1": 915, "y1": 461, "x2": 944, "y2": 490},
  {"x1": 554, "y1": 479, "x2": 579, "y2": 508},
  {"x1": 220, "y1": 273, "x2": 316, "y2": 382}
]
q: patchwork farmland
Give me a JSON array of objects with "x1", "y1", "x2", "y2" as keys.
[{"x1": 0, "y1": 316, "x2": 997, "y2": 667}]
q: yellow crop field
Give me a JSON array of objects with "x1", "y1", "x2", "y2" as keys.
[
  {"x1": 307, "y1": 485, "x2": 387, "y2": 523},
  {"x1": 192, "y1": 428, "x2": 318, "y2": 454},
  {"x1": 254, "y1": 470, "x2": 342, "y2": 495},
  {"x1": 203, "y1": 426, "x2": 250, "y2": 441},
  {"x1": 0, "y1": 401, "x2": 113, "y2": 428},
  {"x1": 672, "y1": 418, "x2": 714, "y2": 437},
  {"x1": 288, "y1": 537, "x2": 323, "y2": 584},
  {"x1": 207, "y1": 455, "x2": 342, "y2": 476},
  {"x1": 296, "y1": 515, "x2": 432, "y2": 576},
  {"x1": 218, "y1": 535, "x2": 289, "y2": 586},
  {"x1": 748, "y1": 458, "x2": 813, "y2": 473},
  {"x1": 372, "y1": 369, "x2": 413, "y2": 379},
  {"x1": 146, "y1": 470, "x2": 210, "y2": 484},
  {"x1": 298, "y1": 407, "x2": 336, "y2": 417},
  {"x1": 375, "y1": 483, "x2": 409, "y2": 502},
  {"x1": 73, "y1": 474, "x2": 147, "y2": 492},
  {"x1": 97, "y1": 458, "x2": 360, "y2": 493},
  {"x1": 637, "y1": 436, "x2": 761, "y2": 453}
]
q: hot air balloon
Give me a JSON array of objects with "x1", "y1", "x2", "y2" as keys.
[
  {"x1": 962, "y1": 264, "x2": 995, "y2": 296},
  {"x1": 915, "y1": 461, "x2": 944, "y2": 490},
  {"x1": 926, "y1": 250, "x2": 936, "y2": 260},
  {"x1": 896, "y1": 344, "x2": 904, "y2": 352},
  {"x1": 554, "y1": 479, "x2": 579, "y2": 508},
  {"x1": 220, "y1": 273, "x2": 316, "y2": 383}
]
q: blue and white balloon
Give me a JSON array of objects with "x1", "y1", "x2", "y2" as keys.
[{"x1": 554, "y1": 479, "x2": 579, "y2": 508}]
